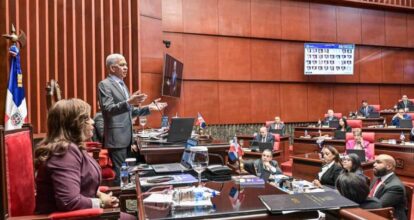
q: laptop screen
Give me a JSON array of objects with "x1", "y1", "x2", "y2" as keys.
[
  {"x1": 269, "y1": 129, "x2": 283, "y2": 135},
  {"x1": 346, "y1": 149, "x2": 366, "y2": 162},
  {"x1": 328, "y1": 120, "x2": 339, "y2": 128},
  {"x1": 400, "y1": 119, "x2": 413, "y2": 128},
  {"x1": 167, "y1": 118, "x2": 195, "y2": 143}
]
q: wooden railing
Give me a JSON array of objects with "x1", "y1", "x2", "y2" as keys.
[{"x1": 320, "y1": 0, "x2": 414, "y2": 11}]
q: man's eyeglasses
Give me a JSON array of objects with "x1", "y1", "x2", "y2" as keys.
[{"x1": 262, "y1": 154, "x2": 272, "y2": 158}]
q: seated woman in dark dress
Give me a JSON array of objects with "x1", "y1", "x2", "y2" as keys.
[
  {"x1": 336, "y1": 117, "x2": 352, "y2": 132},
  {"x1": 312, "y1": 145, "x2": 343, "y2": 188},
  {"x1": 35, "y1": 99, "x2": 135, "y2": 220},
  {"x1": 341, "y1": 153, "x2": 368, "y2": 183},
  {"x1": 336, "y1": 172, "x2": 382, "y2": 209}
]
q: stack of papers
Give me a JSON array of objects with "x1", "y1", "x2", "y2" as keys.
[{"x1": 140, "y1": 174, "x2": 197, "y2": 186}]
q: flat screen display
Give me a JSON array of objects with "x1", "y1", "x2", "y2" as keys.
[
  {"x1": 162, "y1": 53, "x2": 183, "y2": 98},
  {"x1": 304, "y1": 43, "x2": 355, "y2": 75}
]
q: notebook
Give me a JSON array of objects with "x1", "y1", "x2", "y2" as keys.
[
  {"x1": 151, "y1": 139, "x2": 198, "y2": 173},
  {"x1": 399, "y1": 119, "x2": 413, "y2": 128},
  {"x1": 346, "y1": 149, "x2": 366, "y2": 162},
  {"x1": 334, "y1": 130, "x2": 345, "y2": 140}
]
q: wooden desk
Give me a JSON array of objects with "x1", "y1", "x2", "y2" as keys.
[
  {"x1": 294, "y1": 127, "x2": 335, "y2": 139},
  {"x1": 374, "y1": 142, "x2": 414, "y2": 183},
  {"x1": 292, "y1": 153, "x2": 374, "y2": 182},
  {"x1": 237, "y1": 134, "x2": 290, "y2": 163},
  {"x1": 359, "y1": 117, "x2": 385, "y2": 127},
  {"x1": 361, "y1": 127, "x2": 411, "y2": 141},
  {"x1": 293, "y1": 138, "x2": 345, "y2": 155},
  {"x1": 137, "y1": 141, "x2": 229, "y2": 164}
]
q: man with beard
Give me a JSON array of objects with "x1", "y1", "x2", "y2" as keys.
[{"x1": 370, "y1": 154, "x2": 407, "y2": 220}]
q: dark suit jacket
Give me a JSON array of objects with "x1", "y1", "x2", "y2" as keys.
[
  {"x1": 254, "y1": 133, "x2": 274, "y2": 145},
  {"x1": 268, "y1": 123, "x2": 285, "y2": 135},
  {"x1": 98, "y1": 76, "x2": 150, "y2": 149},
  {"x1": 322, "y1": 116, "x2": 339, "y2": 126},
  {"x1": 360, "y1": 197, "x2": 382, "y2": 209},
  {"x1": 92, "y1": 112, "x2": 104, "y2": 143},
  {"x1": 358, "y1": 105, "x2": 375, "y2": 117},
  {"x1": 397, "y1": 100, "x2": 414, "y2": 110},
  {"x1": 253, "y1": 159, "x2": 283, "y2": 176},
  {"x1": 318, "y1": 162, "x2": 342, "y2": 187},
  {"x1": 35, "y1": 144, "x2": 102, "y2": 214},
  {"x1": 370, "y1": 174, "x2": 407, "y2": 220}
]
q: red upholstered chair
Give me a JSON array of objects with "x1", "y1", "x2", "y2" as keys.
[
  {"x1": 324, "y1": 113, "x2": 343, "y2": 118},
  {"x1": 371, "y1": 105, "x2": 380, "y2": 112},
  {"x1": 347, "y1": 119, "x2": 362, "y2": 129},
  {"x1": 404, "y1": 184, "x2": 413, "y2": 220},
  {"x1": 272, "y1": 133, "x2": 281, "y2": 151},
  {"x1": 85, "y1": 142, "x2": 115, "y2": 181},
  {"x1": 0, "y1": 125, "x2": 118, "y2": 219},
  {"x1": 346, "y1": 132, "x2": 375, "y2": 160},
  {"x1": 265, "y1": 121, "x2": 274, "y2": 128}
]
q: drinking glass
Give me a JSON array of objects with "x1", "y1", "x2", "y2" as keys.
[
  {"x1": 190, "y1": 146, "x2": 209, "y2": 186},
  {"x1": 139, "y1": 116, "x2": 147, "y2": 134}
]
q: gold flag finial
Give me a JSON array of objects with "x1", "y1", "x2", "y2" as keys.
[{"x1": 2, "y1": 24, "x2": 26, "y2": 47}]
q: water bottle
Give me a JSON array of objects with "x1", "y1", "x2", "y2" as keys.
[
  {"x1": 304, "y1": 130, "x2": 308, "y2": 137},
  {"x1": 120, "y1": 163, "x2": 129, "y2": 188},
  {"x1": 193, "y1": 187, "x2": 204, "y2": 202}
]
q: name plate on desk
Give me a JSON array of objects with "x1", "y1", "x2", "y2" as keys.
[{"x1": 259, "y1": 191, "x2": 358, "y2": 214}]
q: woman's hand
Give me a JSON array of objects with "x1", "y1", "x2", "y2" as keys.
[
  {"x1": 98, "y1": 191, "x2": 119, "y2": 208},
  {"x1": 312, "y1": 179, "x2": 322, "y2": 188}
]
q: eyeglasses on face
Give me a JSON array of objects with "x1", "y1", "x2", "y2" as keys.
[{"x1": 262, "y1": 154, "x2": 272, "y2": 158}]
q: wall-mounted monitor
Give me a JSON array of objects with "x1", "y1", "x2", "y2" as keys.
[
  {"x1": 304, "y1": 43, "x2": 355, "y2": 75},
  {"x1": 162, "y1": 53, "x2": 183, "y2": 98}
]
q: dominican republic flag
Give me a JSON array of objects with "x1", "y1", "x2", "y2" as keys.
[
  {"x1": 196, "y1": 112, "x2": 206, "y2": 129},
  {"x1": 5, "y1": 44, "x2": 27, "y2": 130},
  {"x1": 228, "y1": 136, "x2": 243, "y2": 161},
  {"x1": 228, "y1": 187, "x2": 245, "y2": 210}
]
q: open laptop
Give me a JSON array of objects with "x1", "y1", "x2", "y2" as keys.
[
  {"x1": 269, "y1": 129, "x2": 283, "y2": 135},
  {"x1": 367, "y1": 112, "x2": 380, "y2": 118},
  {"x1": 328, "y1": 120, "x2": 339, "y2": 128},
  {"x1": 151, "y1": 138, "x2": 198, "y2": 173},
  {"x1": 346, "y1": 149, "x2": 366, "y2": 162},
  {"x1": 149, "y1": 118, "x2": 195, "y2": 144},
  {"x1": 400, "y1": 119, "x2": 413, "y2": 128},
  {"x1": 408, "y1": 106, "x2": 414, "y2": 111},
  {"x1": 250, "y1": 141, "x2": 273, "y2": 152},
  {"x1": 334, "y1": 130, "x2": 346, "y2": 140}
]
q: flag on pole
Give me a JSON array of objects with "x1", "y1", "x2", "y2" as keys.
[
  {"x1": 196, "y1": 112, "x2": 206, "y2": 129},
  {"x1": 228, "y1": 136, "x2": 243, "y2": 161},
  {"x1": 5, "y1": 44, "x2": 27, "y2": 130}
]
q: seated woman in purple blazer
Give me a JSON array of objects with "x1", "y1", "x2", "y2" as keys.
[
  {"x1": 345, "y1": 128, "x2": 374, "y2": 161},
  {"x1": 35, "y1": 99, "x2": 135, "y2": 220}
]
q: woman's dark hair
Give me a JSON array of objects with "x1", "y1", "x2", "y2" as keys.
[
  {"x1": 35, "y1": 98, "x2": 91, "y2": 168},
  {"x1": 338, "y1": 117, "x2": 348, "y2": 129},
  {"x1": 336, "y1": 172, "x2": 370, "y2": 204},
  {"x1": 323, "y1": 145, "x2": 340, "y2": 163},
  {"x1": 346, "y1": 153, "x2": 362, "y2": 173}
]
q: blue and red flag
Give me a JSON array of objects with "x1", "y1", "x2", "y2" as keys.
[
  {"x1": 5, "y1": 44, "x2": 27, "y2": 130},
  {"x1": 196, "y1": 112, "x2": 206, "y2": 129},
  {"x1": 228, "y1": 136, "x2": 243, "y2": 161}
]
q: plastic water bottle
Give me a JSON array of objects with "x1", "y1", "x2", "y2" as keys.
[
  {"x1": 193, "y1": 187, "x2": 204, "y2": 202},
  {"x1": 120, "y1": 163, "x2": 129, "y2": 188}
]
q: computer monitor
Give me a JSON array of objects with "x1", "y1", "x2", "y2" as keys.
[
  {"x1": 367, "y1": 112, "x2": 380, "y2": 118},
  {"x1": 162, "y1": 54, "x2": 183, "y2": 98},
  {"x1": 269, "y1": 129, "x2": 283, "y2": 135},
  {"x1": 328, "y1": 120, "x2": 339, "y2": 128}
]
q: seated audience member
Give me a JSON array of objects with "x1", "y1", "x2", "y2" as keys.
[
  {"x1": 346, "y1": 128, "x2": 374, "y2": 161},
  {"x1": 336, "y1": 172, "x2": 382, "y2": 209},
  {"x1": 312, "y1": 145, "x2": 342, "y2": 188},
  {"x1": 358, "y1": 100, "x2": 375, "y2": 117},
  {"x1": 252, "y1": 149, "x2": 282, "y2": 179},
  {"x1": 35, "y1": 99, "x2": 135, "y2": 220},
  {"x1": 92, "y1": 111, "x2": 104, "y2": 143},
  {"x1": 268, "y1": 116, "x2": 285, "y2": 135},
  {"x1": 396, "y1": 95, "x2": 414, "y2": 111},
  {"x1": 370, "y1": 154, "x2": 407, "y2": 220},
  {"x1": 322, "y1": 109, "x2": 339, "y2": 126},
  {"x1": 341, "y1": 153, "x2": 367, "y2": 181},
  {"x1": 391, "y1": 108, "x2": 412, "y2": 127},
  {"x1": 336, "y1": 117, "x2": 352, "y2": 132},
  {"x1": 254, "y1": 126, "x2": 274, "y2": 145}
]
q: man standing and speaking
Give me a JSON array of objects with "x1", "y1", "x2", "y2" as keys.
[{"x1": 98, "y1": 53, "x2": 166, "y2": 184}]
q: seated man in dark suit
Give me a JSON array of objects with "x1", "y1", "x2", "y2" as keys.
[
  {"x1": 245, "y1": 149, "x2": 282, "y2": 180},
  {"x1": 322, "y1": 109, "x2": 339, "y2": 126},
  {"x1": 370, "y1": 154, "x2": 407, "y2": 220},
  {"x1": 358, "y1": 100, "x2": 375, "y2": 117},
  {"x1": 391, "y1": 108, "x2": 412, "y2": 127},
  {"x1": 397, "y1": 95, "x2": 414, "y2": 111},
  {"x1": 254, "y1": 126, "x2": 274, "y2": 145},
  {"x1": 268, "y1": 116, "x2": 285, "y2": 135}
]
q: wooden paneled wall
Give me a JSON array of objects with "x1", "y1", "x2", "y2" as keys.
[
  {"x1": 0, "y1": 0, "x2": 144, "y2": 133},
  {"x1": 161, "y1": 0, "x2": 414, "y2": 124}
]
